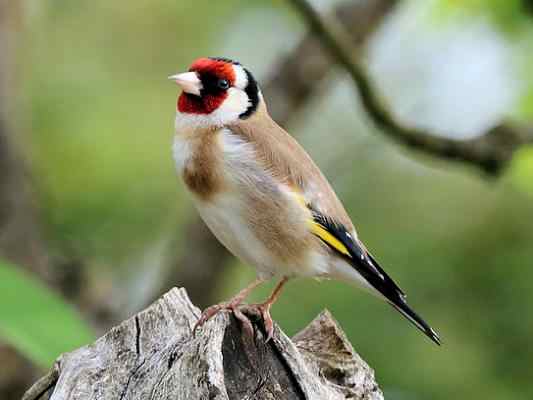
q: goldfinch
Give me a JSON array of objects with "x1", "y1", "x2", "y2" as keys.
[{"x1": 170, "y1": 57, "x2": 440, "y2": 345}]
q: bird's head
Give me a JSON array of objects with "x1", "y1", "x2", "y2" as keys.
[{"x1": 170, "y1": 57, "x2": 260, "y2": 127}]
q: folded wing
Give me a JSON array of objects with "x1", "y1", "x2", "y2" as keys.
[{"x1": 309, "y1": 207, "x2": 441, "y2": 345}]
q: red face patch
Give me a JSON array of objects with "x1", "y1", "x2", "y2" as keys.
[{"x1": 177, "y1": 58, "x2": 236, "y2": 115}]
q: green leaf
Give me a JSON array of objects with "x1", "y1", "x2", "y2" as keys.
[{"x1": 0, "y1": 260, "x2": 95, "y2": 368}]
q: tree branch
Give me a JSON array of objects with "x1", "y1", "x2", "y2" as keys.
[{"x1": 287, "y1": 0, "x2": 533, "y2": 175}]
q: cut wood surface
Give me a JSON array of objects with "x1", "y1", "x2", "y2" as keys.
[{"x1": 23, "y1": 288, "x2": 383, "y2": 400}]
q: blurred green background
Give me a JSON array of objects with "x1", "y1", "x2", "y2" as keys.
[{"x1": 2, "y1": 0, "x2": 533, "y2": 399}]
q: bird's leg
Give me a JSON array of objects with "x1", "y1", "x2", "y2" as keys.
[
  {"x1": 244, "y1": 277, "x2": 289, "y2": 342},
  {"x1": 193, "y1": 278, "x2": 265, "y2": 336}
]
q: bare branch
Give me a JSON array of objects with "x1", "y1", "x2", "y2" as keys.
[{"x1": 288, "y1": 0, "x2": 533, "y2": 175}]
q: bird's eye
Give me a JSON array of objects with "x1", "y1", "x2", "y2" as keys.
[{"x1": 217, "y1": 79, "x2": 230, "y2": 90}]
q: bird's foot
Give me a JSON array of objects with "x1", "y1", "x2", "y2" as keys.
[
  {"x1": 193, "y1": 278, "x2": 266, "y2": 337},
  {"x1": 193, "y1": 278, "x2": 283, "y2": 341},
  {"x1": 240, "y1": 302, "x2": 275, "y2": 343},
  {"x1": 193, "y1": 300, "x2": 255, "y2": 337}
]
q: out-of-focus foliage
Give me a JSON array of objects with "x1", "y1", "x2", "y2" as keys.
[
  {"x1": 0, "y1": 261, "x2": 94, "y2": 368},
  {"x1": 437, "y1": 0, "x2": 530, "y2": 33},
  {"x1": 509, "y1": 146, "x2": 533, "y2": 195},
  {"x1": 21, "y1": 1, "x2": 247, "y2": 261},
  {"x1": 517, "y1": 48, "x2": 533, "y2": 117},
  {"x1": 4, "y1": 0, "x2": 533, "y2": 399}
]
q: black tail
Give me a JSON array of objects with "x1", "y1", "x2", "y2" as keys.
[
  {"x1": 308, "y1": 210, "x2": 441, "y2": 345},
  {"x1": 353, "y1": 253, "x2": 441, "y2": 345},
  {"x1": 355, "y1": 253, "x2": 441, "y2": 346},
  {"x1": 388, "y1": 298, "x2": 441, "y2": 345}
]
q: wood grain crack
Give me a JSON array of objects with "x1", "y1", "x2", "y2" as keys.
[{"x1": 23, "y1": 288, "x2": 383, "y2": 400}]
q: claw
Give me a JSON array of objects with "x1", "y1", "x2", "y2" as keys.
[
  {"x1": 240, "y1": 303, "x2": 275, "y2": 343},
  {"x1": 194, "y1": 301, "x2": 276, "y2": 342},
  {"x1": 193, "y1": 277, "x2": 285, "y2": 341},
  {"x1": 193, "y1": 301, "x2": 257, "y2": 338},
  {"x1": 193, "y1": 278, "x2": 266, "y2": 336},
  {"x1": 262, "y1": 307, "x2": 275, "y2": 343},
  {"x1": 233, "y1": 307, "x2": 255, "y2": 338},
  {"x1": 193, "y1": 303, "x2": 225, "y2": 335}
]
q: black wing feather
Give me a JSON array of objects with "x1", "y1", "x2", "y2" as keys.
[
  {"x1": 310, "y1": 209, "x2": 441, "y2": 345},
  {"x1": 311, "y1": 209, "x2": 397, "y2": 294}
]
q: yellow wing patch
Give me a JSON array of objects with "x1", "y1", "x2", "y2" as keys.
[
  {"x1": 308, "y1": 220, "x2": 350, "y2": 257},
  {"x1": 292, "y1": 191, "x2": 351, "y2": 257}
]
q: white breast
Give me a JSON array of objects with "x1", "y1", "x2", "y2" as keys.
[
  {"x1": 173, "y1": 128, "x2": 277, "y2": 277},
  {"x1": 173, "y1": 127, "x2": 330, "y2": 279},
  {"x1": 196, "y1": 193, "x2": 279, "y2": 279}
]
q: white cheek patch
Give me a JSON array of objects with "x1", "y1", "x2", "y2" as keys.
[
  {"x1": 232, "y1": 65, "x2": 248, "y2": 90},
  {"x1": 216, "y1": 88, "x2": 250, "y2": 119}
]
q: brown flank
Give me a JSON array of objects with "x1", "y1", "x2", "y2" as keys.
[{"x1": 182, "y1": 128, "x2": 225, "y2": 201}]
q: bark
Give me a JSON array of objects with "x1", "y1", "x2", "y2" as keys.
[{"x1": 23, "y1": 288, "x2": 383, "y2": 400}]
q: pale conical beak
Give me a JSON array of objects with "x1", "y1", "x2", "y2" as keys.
[{"x1": 168, "y1": 72, "x2": 203, "y2": 96}]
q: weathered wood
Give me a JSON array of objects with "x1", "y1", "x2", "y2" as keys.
[{"x1": 23, "y1": 288, "x2": 383, "y2": 400}]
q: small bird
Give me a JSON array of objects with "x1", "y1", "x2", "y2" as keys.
[{"x1": 169, "y1": 57, "x2": 440, "y2": 345}]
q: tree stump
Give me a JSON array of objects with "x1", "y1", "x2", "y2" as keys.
[{"x1": 22, "y1": 288, "x2": 383, "y2": 400}]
